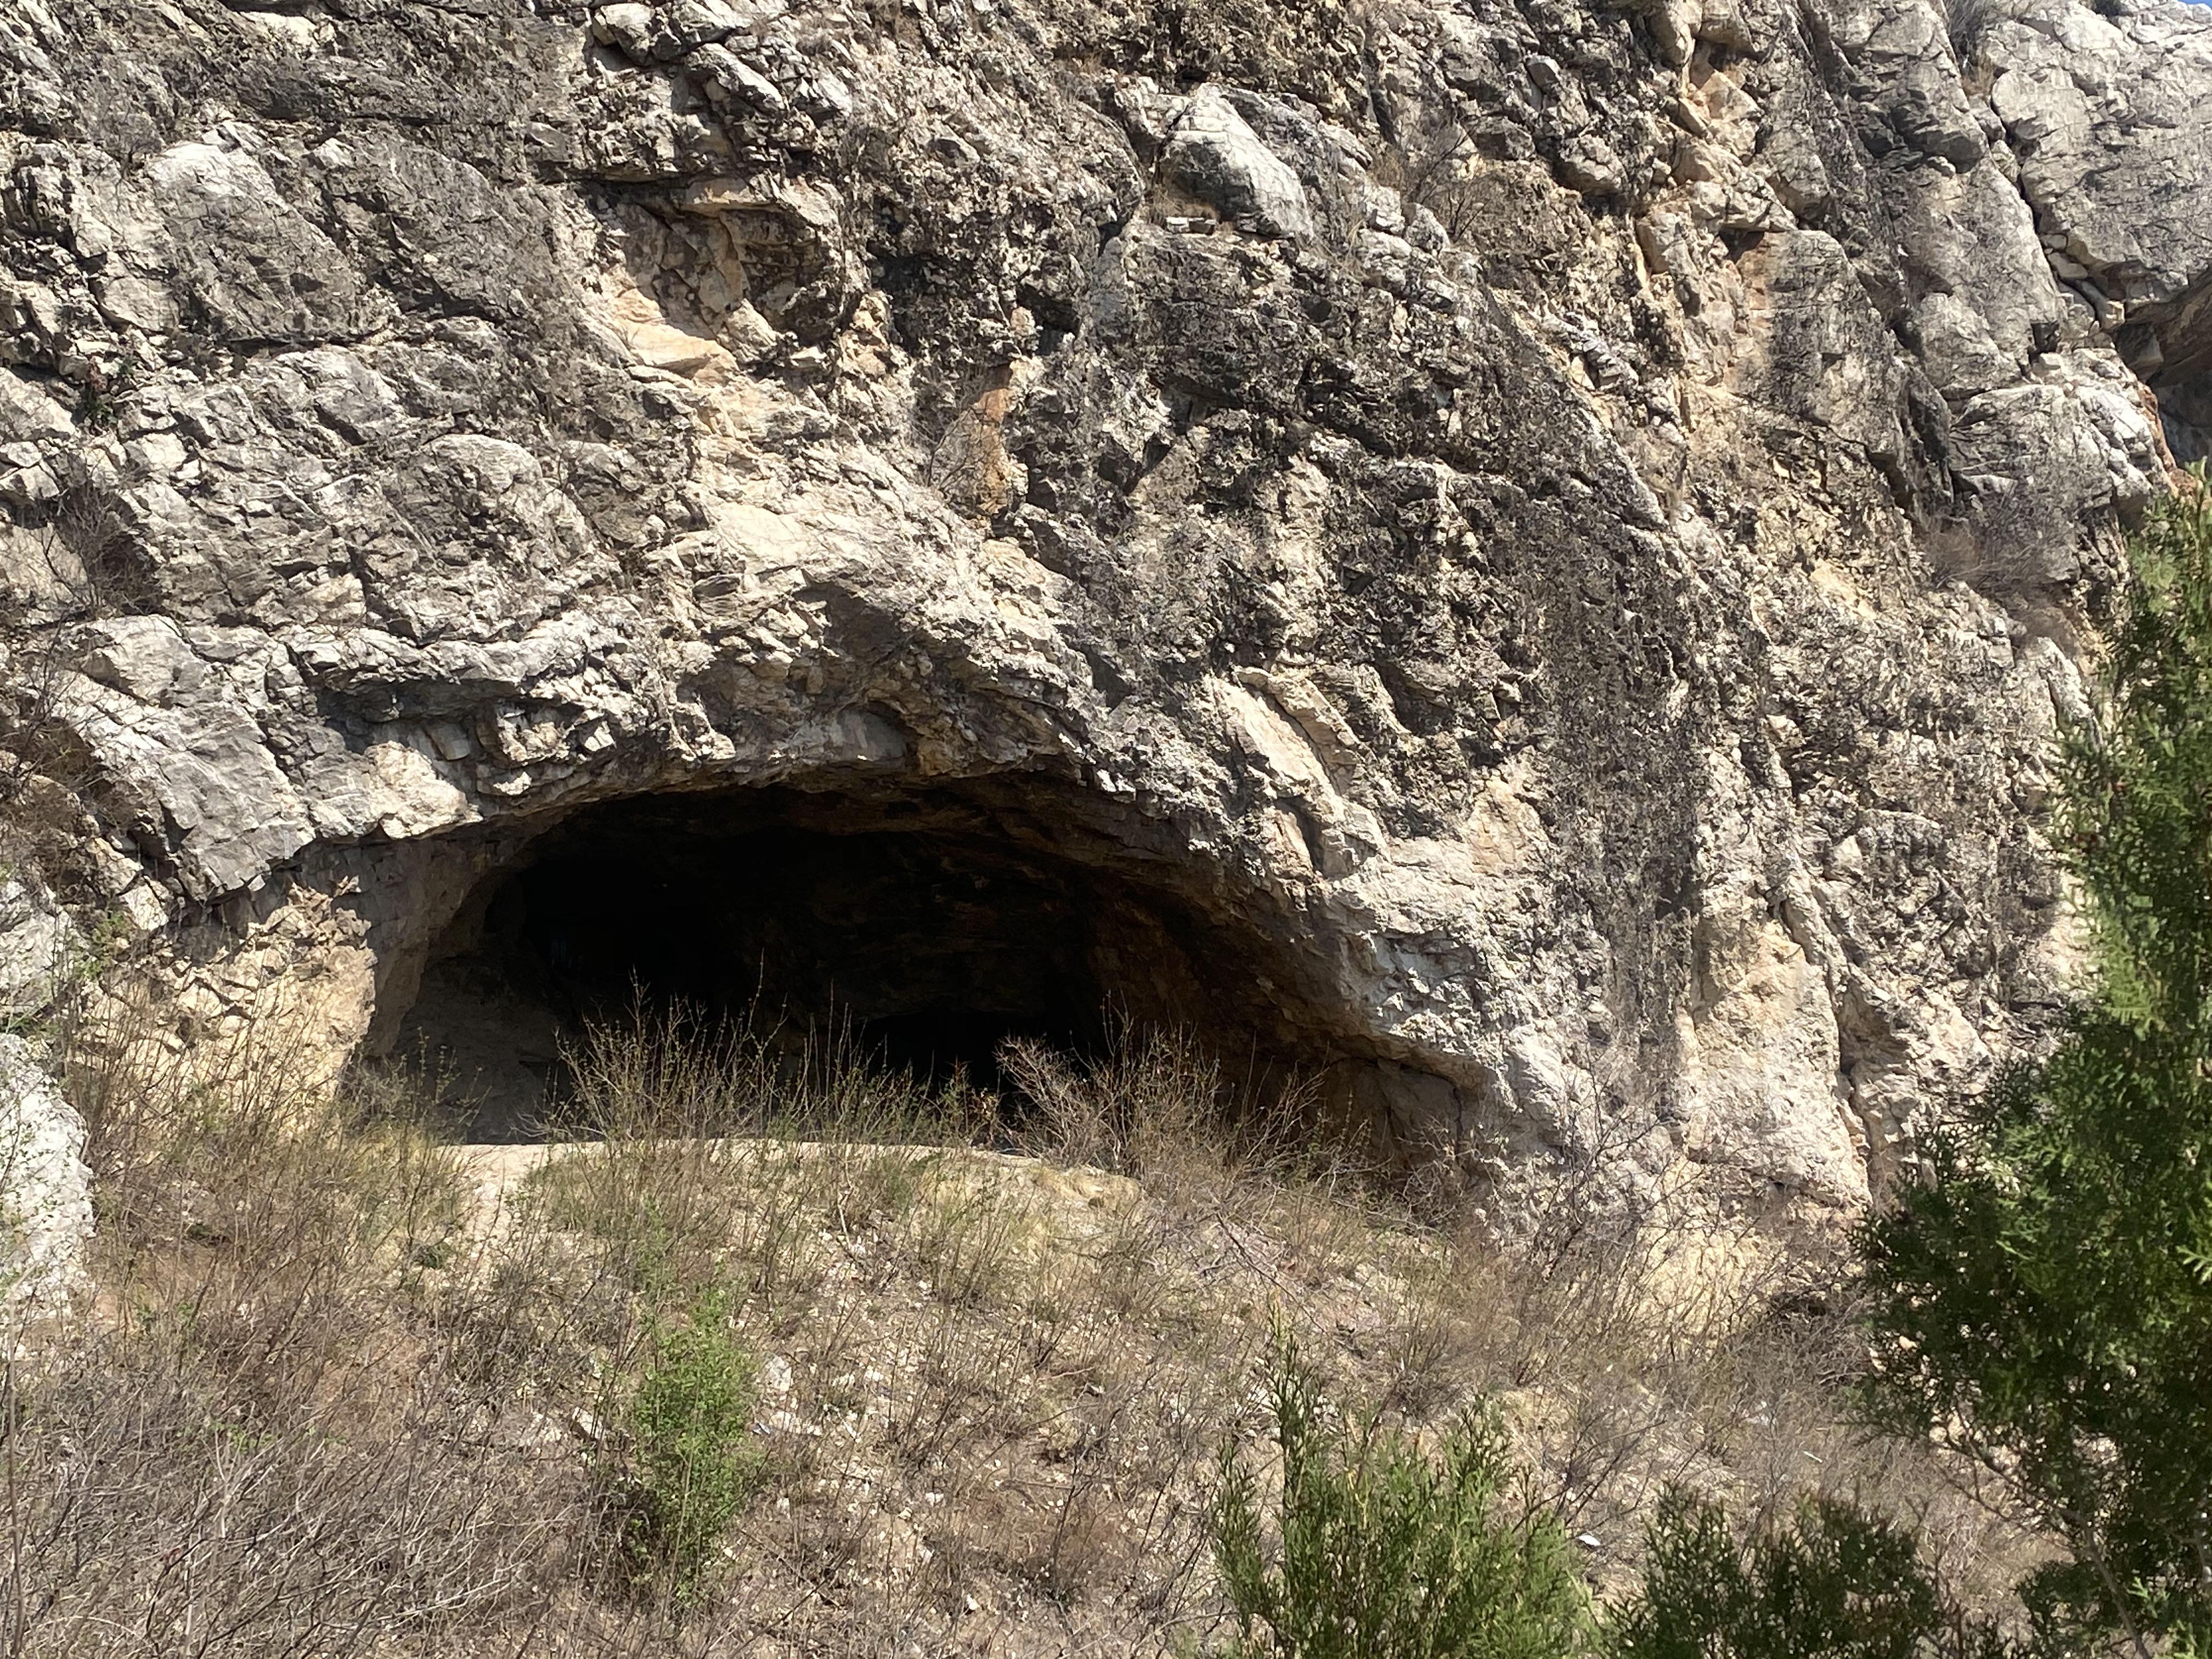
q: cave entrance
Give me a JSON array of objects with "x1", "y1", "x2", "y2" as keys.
[{"x1": 388, "y1": 782, "x2": 1314, "y2": 1139}]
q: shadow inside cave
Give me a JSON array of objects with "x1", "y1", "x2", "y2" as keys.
[{"x1": 383, "y1": 781, "x2": 1322, "y2": 1141}]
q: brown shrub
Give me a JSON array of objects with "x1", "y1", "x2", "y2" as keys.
[{"x1": 0, "y1": 1001, "x2": 2053, "y2": 1655}]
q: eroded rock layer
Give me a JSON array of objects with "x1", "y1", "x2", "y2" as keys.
[{"x1": 4, "y1": 0, "x2": 2205, "y2": 1200}]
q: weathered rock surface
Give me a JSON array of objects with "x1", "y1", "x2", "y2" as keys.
[
  {"x1": 1982, "y1": 0, "x2": 2212, "y2": 445},
  {"x1": 1, "y1": 0, "x2": 2205, "y2": 1205},
  {"x1": 0, "y1": 1034, "x2": 90, "y2": 1319}
]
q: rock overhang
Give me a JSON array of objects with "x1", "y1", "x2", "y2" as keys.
[{"x1": 0, "y1": 0, "x2": 2188, "y2": 1215}]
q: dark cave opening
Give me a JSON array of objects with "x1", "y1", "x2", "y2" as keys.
[
  {"x1": 388, "y1": 782, "x2": 1318, "y2": 1139},
  {"x1": 499, "y1": 826, "x2": 1110, "y2": 1079}
]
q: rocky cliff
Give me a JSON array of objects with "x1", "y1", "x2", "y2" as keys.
[{"x1": 2, "y1": 0, "x2": 2204, "y2": 1205}]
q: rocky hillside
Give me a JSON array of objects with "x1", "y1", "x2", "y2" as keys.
[{"x1": 3, "y1": 0, "x2": 2208, "y2": 1202}]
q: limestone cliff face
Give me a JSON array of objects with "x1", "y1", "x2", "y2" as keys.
[{"x1": 0, "y1": 0, "x2": 2200, "y2": 1203}]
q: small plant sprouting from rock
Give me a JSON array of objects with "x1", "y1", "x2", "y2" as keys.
[
  {"x1": 1208, "y1": 1331, "x2": 1592, "y2": 1659},
  {"x1": 71, "y1": 358, "x2": 138, "y2": 434},
  {"x1": 604, "y1": 1285, "x2": 766, "y2": 1602}
]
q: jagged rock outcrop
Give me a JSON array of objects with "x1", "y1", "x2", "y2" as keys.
[
  {"x1": 1, "y1": 0, "x2": 2203, "y2": 1205},
  {"x1": 1979, "y1": 1, "x2": 2212, "y2": 454}
]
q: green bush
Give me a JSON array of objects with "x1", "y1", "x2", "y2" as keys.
[
  {"x1": 1604, "y1": 1490, "x2": 2013, "y2": 1659},
  {"x1": 1209, "y1": 1335, "x2": 1591, "y2": 1659},
  {"x1": 1859, "y1": 478, "x2": 2212, "y2": 1654},
  {"x1": 606, "y1": 1289, "x2": 766, "y2": 1600}
]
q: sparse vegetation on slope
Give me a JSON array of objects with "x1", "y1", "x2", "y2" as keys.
[
  {"x1": 1603, "y1": 1491, "x2": 2014, "y2": 1659},
  {"x1": 604, "y1": 1285, "x2": 767, "y2": 1602},
  {"x1": 0, "y1": 996, "x2": 2046, "y2": 1657}
]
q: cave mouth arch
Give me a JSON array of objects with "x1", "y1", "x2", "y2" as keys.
[{"x1": 386, "y1": 779, "x2": 1334, "y2": 1139}]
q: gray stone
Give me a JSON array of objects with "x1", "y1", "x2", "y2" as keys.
[
  {"x1": 0, "y1": 877, "x2": 77, "y2": 1018},
  {"x1": 138, "y1": 137, "x2": 379, "y2": 345},
  {"x1": 1162, "y1": 85, "x2": 1314, "y2": 241},
  {"x1": 0, "y1": 369, "x2": 69, "y2": 442},
  {"x1": 0, "y1": 0, "x2": 2204, "y2": 1209},
  {"x1": 1987, "y1": 1, "x2": 2212, "y2": 439},
  {"x1": 0, "y1": 1035, "x2": 89, "y2": 1321}
]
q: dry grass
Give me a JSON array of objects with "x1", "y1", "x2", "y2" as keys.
[
  {"x1": 0, "y1": 999, "x2": 2052, "y2": 1656},
  {"x1": 1917, "y1": 484, "x2": 2094, "y2": 654}
]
